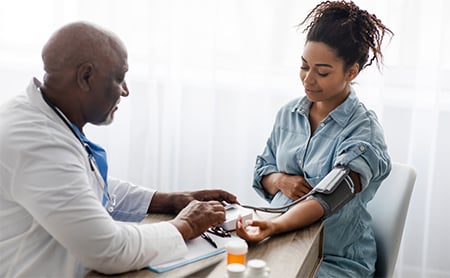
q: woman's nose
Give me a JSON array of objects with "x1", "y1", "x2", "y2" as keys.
[{"x1": 302, "y1": 71, "x2": 315, "y2": 85}]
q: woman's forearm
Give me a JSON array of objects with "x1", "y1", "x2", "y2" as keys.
[{"x1": 271, "y1": 199, "x2": 324, "y2": 235}]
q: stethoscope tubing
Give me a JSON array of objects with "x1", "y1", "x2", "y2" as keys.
[{"x1": 39, "y1": 88, "x2": 116, "y2": 212}]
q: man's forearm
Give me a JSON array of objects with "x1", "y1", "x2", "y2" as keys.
[{"x1": 147, "y1": 192, "x2": 173, "y2": 214}]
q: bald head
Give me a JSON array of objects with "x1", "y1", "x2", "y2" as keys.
[
  {"x1": 39, "y1": 22, "x2": 129, "y2": 130},
  {"x1": 42, "y1": 21, "x2": 127, "y2": 76}
]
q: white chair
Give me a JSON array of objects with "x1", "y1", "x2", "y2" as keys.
[{"x1": 367, "y1": 162, "x2": 416, "y2": 278}]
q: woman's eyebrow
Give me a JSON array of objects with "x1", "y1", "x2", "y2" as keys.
[{"x1": 301, "y1": 56, "x2": 333, "y2": 68}]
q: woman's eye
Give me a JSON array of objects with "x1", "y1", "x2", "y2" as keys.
[
  {"x1": 301, "y1": 66, "x2": 309, "y2": 71},
  {"x1": 318, "y1": 72, "x2": 329, "y2": 77}
]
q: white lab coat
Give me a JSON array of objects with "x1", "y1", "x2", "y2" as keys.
[{"x1": 0, "y1": 79, "x2": 188, "y2": 277}]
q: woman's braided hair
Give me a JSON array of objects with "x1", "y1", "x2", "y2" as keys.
[{"x1": 299, "y1": 1, "x2": 393, "y2": 71}]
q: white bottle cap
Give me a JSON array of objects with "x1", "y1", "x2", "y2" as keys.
[
  {"x1": 248, "y1": 259, "x2": 266, "y2": 269},
  {"x1": 225, "y1": 239, "x2": 248, "y2": 254},
  {"x1": 246, "y1": 259, "x2": 270, "y2": 277},
  {"x1": 227, "y1": 263, "x2": 246, "y2": 278}
]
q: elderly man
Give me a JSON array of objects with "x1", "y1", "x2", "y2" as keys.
[{"x1": 0, "y1": 22, "x2": 237, "y2": 277}]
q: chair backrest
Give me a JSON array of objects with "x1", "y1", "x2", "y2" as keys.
[{"x1": 367, "y1": 162, "x2": 416, "y2": 278}]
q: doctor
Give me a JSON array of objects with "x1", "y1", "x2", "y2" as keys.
[{"x1": 0, "y1": 21, "x2": 237, "y2": 277}]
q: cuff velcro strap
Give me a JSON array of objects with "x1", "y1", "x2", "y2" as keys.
[{"x1": 308, "y1": 167, "x2": 355, "y2": 218}]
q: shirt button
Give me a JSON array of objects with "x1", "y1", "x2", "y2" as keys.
[
  {"x1": 359, "y1": 145, "x2": 366, "y2": 151},
  {"x1": 320, "y1": 122, "x2": 325, "y2": 127},
  {"x1": 298, "y1": 159, "x2": 302, "y2": 165}
]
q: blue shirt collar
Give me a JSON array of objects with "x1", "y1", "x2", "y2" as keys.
[{"x1": 291, "y1": 87, "x2": 359, "y2": 127}]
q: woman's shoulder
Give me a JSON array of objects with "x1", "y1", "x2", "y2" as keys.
[{"x1": 351, "y1": 101, "x2": 382, "y2": 127}]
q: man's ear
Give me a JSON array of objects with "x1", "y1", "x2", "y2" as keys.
[
  {"x1": 345, "y1": 63, "x2": 359, "y2": 82},
  {"x1": 77, "y1": 63, "x2": 94, "y2": 91}
]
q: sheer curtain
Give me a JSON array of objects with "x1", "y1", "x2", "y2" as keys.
[{"x1": 1, "y1": 0, "x2": 448, "y2": 277}]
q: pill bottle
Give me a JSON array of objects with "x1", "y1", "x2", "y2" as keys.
[
  {"x1": 226, "y1": 263, "x2": 246, "y2": 278},
  {"x1": 245, "y1": 259, "x2": 270, "y2": 278},
  {"x1": 225, "y1": 239, "x2": 248, "y2": 265}
]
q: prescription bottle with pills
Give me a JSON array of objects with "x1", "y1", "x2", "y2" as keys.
[{"x1": 225, "y1": 239, "x2": 248, "y2": 265}]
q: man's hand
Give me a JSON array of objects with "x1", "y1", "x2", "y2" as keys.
[
  {"x1": 190, "y1": 189, "x2": 238, "y2": 205},
  {"x1": 148, "y1": 189, "x2": 238, "y2": 214},
  {"x1": 169, "y1": 200, "x2": 226, "y2": 240}
]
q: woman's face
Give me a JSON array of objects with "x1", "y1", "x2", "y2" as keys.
[{"x1": 300, "y1": 41, "x2": 358, "y2": 109}]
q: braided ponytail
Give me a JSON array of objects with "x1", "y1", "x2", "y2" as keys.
[{"x1": 299, "y1": 1, "x2": 393, "y2": 71}]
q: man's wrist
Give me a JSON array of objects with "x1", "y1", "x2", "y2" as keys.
[
  {"x1": 148, "y1": 192, "x2": 174, "y2": 214},
  {"x1": 169, "y1": 219, "x2": 194, "y2": 240}
]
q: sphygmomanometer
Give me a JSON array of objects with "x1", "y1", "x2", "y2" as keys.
[{"x1": 241, "y1": 166, "x2": 356, "y2": 218}]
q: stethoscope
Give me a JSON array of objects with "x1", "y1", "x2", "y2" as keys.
[{"x1": 39, "y1": 87, "x2": 116, "y2": 213}]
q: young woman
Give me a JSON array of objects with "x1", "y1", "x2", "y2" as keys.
[{"x1": 236, "y1": 1, "x2": 393, "y2": 277}]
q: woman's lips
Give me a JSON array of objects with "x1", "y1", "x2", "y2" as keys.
[{"x1": 305, "y1": 88, "x2": 320, "y2": 95}]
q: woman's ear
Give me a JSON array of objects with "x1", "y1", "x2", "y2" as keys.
[
  {"x1": 345, "y1": 63, "x2": 359, "y2": 82},
  {"x1": 77, "y1": 63, "x2": 94, "y2": 91}
]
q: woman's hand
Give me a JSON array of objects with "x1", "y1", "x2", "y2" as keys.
[
  {"x1": 235, "y1": 215, "x2": 275, "y2": 244},
  {"x1": 263, "y1": 173, "x2": 312, "y2": 200}
]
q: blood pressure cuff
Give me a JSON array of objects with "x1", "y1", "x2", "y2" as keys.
[{"x1": 307, "y1": 166, "x2": 356, "y2": 219}]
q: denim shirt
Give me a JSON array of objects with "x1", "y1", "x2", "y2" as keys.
[{"x1": 253, "y1": 89, "x2": 391, "y2": 277}]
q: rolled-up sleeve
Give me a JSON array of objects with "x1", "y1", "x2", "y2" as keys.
[
  {"x1": 334, "y1": 115, "x2": 391, "y2": 190},
  {"x1": 253, "y1": 134, "x2": 279, "y2": 202},
  {"x1": 108, "y1": 177, "x2": 154, "y2": 222}
]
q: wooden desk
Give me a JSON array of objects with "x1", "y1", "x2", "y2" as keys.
[{"x1": 86, "y1": 212, "x2": 323, "y2": 278}]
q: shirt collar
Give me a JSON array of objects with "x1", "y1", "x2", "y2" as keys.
[
  {"x1": 291, "y1": 97, "x2": 310, "y2": 115},
  {"x1": 291, "y1": 87, "x2": 359, "y2": 127}
]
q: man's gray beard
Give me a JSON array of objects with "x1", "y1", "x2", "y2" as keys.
[{"x1": 97, "y1": 110, "x2": 115, "y2": 126}]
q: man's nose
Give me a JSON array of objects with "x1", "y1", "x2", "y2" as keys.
[{"x1": 121, "y1": 81, "x2": 129, "y2": 97}]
